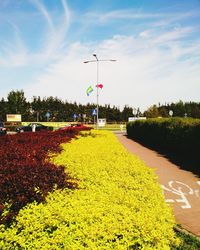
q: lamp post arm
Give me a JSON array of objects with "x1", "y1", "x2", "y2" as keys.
[
  {"x1": 84, "y1": 59, "x2": 117, "y2": 63},
  {"x1": 84, "y1": 60, "x2": 97, "y2": 63}
]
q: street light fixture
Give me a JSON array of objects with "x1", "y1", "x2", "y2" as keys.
[{"x1": 84, "y1": 54, "x2": 116, "y2": 129}]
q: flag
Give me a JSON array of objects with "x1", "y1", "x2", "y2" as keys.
[
  {"x1": 97, "y1": 84, "x2": 103, "y2": 89},
  {"x1": 86, "y1": 86, "x2": 93, "y2": 96}
]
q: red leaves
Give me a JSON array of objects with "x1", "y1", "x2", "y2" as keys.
[
  {"x1": 59, "y1": 124, "x2": 92, "y2": 132},
  {"x1": 0, "y1": 129, "x2": 80, "y2": 225}
]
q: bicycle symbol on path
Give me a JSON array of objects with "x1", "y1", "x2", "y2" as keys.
[{"x1": 161, "y1": 181, "x2": 200, "y2": 209}]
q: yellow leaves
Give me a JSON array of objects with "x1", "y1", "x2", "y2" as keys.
[{"x1": 0, "y1": 130, "x2": 179, "y2": 249}]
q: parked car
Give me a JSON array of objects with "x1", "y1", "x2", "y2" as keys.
[
  {"x1": 0, "y1": 121, "x2": 7, "y2": 135},
  {"x1": 15, "y1": 123, "x2": 49, "y2": 133}
]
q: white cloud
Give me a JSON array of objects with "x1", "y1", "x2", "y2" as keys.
[
  {"x1": 84, "y1": 9, "x2": 167, "y2": 24},
  {"x1": 0, "y1": 22, "x2": 29, "y2": 67},
  {"x1": 29, "y1": 0, "x2": 54, "y2": 31},
  {"x1": 154, "y1": 27, "x2": 194, "y2": 44},
  {"x1": 83, "y1": 9, "x2": 200, "y2": 28},
  {"x1": 0, "y1": 0, "x2": 71, "y2": 67},
  {"x1": 139, "y1": 30, "x2": 152, "y2": 38},
  {"x1": 24, "y1": 33, "x2": 200, "y2": 111},
  {"x1": 28, "y1": 0, "x2": 70, "y2": 63},
  {"x1": 1, "y1": 3, "x2": 199, "y2": 111},
  {"x1": 152, "y1": 11, "x2": 200, "y2": 27}
]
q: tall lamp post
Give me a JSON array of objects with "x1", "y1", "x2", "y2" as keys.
[{"x1": 84, "y1": 54, "x2": 116, "y2": 128}]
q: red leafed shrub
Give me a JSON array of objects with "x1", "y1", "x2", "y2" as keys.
[
  {"x1": 59, "y1": 124, "x2": 92, "y2": 133},
  {"x1": 0, "y1": 129, "x2": 80, "y2": 225}
]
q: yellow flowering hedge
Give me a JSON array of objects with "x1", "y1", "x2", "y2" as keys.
[{"x1": 0, "y1": 131, "x2": 179, "y2": 249}]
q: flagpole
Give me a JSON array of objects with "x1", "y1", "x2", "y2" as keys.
[{"x1": 84, "y1": 55, "x2": 116, "y2": 129}]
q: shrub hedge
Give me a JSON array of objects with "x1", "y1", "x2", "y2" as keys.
[
  {"x1": 127, "y1": 118, "x2": 200, "y2": 175},
  {"x1": 0, "y1": 130, "x2": 79, "y2": 225},
  {"x1": 0, "y1": 131, "x2": 180, "y2": 249}
]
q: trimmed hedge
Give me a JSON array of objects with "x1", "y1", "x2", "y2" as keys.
[
  {"x1": 0, "y1": 131, "x2": 180, "y2": 249},
  {"x1": 127, "y1": 118, "x2": 200, "y2": 175},
  {"x1": 4, "y1": 125, "x2": 54, "y2": 132},
  {"x1": 0, "y1": 130, "x2": 79, "y2": 225}
]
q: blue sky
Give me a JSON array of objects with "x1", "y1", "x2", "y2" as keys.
[{"x1": 0, "y1": 0, "x2": 200, "y2": 111}]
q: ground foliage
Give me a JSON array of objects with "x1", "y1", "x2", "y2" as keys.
[
  {"x1": 172, "y1": 229, "x2": 200, "y2": 250},
  {"x1": 0, "y1": 131, "x2": 180, "y2": 249},
  {"x1": 0, "y1": 129, "x2": 84, "y2": 225}
]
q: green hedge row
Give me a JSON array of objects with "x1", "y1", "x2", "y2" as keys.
[
  {"x1": 5, "y1": 125, "x2": 54, "y2": 131},
  {"x1": 127, "y1": 118, "x2": 200, "y2": 175}
]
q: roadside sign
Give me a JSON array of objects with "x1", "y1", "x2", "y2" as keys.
[
  {"x1": 128, "y1": 117, "x2": 146, "y2": 122},
  {"x1": 73, "y1": 114, "x2": 77, "y2": 120},
  {"x1": 92, "y1": 109, "x2": 97, "y2": 116},
  {"x1": 169, "y1": 110, "x2": 173, "y2": 117},
  {"x1": 98, "y1": 118, "x2": 106, "y2": 127},
  {"x1": 45, "y1": 112, "x2": 51, "y2": 118},
  {"x1": 6, "y1": 114, "x2": 22, "y2": 122}
]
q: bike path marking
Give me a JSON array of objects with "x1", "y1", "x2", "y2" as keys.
[{"x1": 162, "y1": 181, "x2": 200, "y2": 209}]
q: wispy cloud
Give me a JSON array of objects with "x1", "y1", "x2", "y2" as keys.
[
  {"x1": 61, "y1": 0, "x2": 71, "y2": 25},
  {"x1": 0, "y1": 22, "x2": 28, "y2": 67},
  {"x1": 0, "y1": 0, "x2": 71, "y2": 67},
  {"x1": 86, "y1": 10, "x2": 166, "y2": 22},
  {"x1": 84, "y1": 9, "x2": 166, "y2": 23},
  {"x1": 152, "y1": 10, "x2": 200, "y2": 27},
  {"x1": 153, "y1": 27, "x2": 194, "y2": 44},
  {"x1": 24, "y1": 29, "x2": 200, "y2": 110},
  {"x1": 29, "y1": 0, "x2": 54, "y2": 32},
  {"x1": 0, "y1": 1, "x2": 199, "y2": 110},
  {"x1": 29, "y1": 0, "x2": 70, "y2": 62},
  {"x1": 83, "y1": 9, "x2": 200, "y2": 25}
]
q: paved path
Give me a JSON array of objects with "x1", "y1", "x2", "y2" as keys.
[{"x1": 115, "y1": 132, "x2": 200, "y2": 237}]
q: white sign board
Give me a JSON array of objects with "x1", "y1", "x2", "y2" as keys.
[
  {"x1": 169, "y1": 110, "x2": 173, "y2": 117},
  {"x1": 98, "y1": 118, "x2": 106, "y2": 127},
  {"x1": 128, "y1": 117, "x2": 146, "y2": 122},
  {"x1": 6, "y1": 114, "x2": 22, "y2": 122}
]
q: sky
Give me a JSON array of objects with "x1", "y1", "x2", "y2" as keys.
[{"x1": 0, "y1": 0, "x2": 200, "y2": 111}]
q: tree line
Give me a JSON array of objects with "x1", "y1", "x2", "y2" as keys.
[
  {"x1": 0, "y1": 90, "x2": 200, "y2": 122},
  {"x1": 0, "y1": 90, "x2": 135, "y2": 122},
  {"x1": 144, "y1": 101, "x2": 200, "y2": 118}
]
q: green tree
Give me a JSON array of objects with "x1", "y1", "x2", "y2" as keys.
[
  {"x1": 7, "y1": 90, "x2": 29, "y2": 120},
  {"x1": 158, "y1": 106, "x2": 169, "y2": 117},
  {"x1": 144, "y1": 105, "x2": 160, "y2": 118},
  {"x1": 172, "y1": 100, "x2": 185, "y2": 117},
  {"x1": 0, "y1": 98, "x2": 8, "y2": 121},
  {"x1": 122, "y1": 105, "x2": 133, "y2": 121}
]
